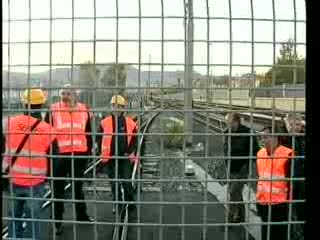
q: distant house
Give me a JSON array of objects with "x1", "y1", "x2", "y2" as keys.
[{"x1": 230, "y1": 73, "x2": 259, "y2": 88}]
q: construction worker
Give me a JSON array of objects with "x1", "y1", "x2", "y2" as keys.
[
  {"x1": 96, "y1": 94, "x2": 138, "y2": 213},
  {"x1": 2, "y1": 88, "x2": 58, "y2": 240},
  {"x1": 284, "y1": 113, "x2": 305, "y2": 238},
  {"x1": 256, "y1": 125, "x2": 294, "y2": 240},
  {"x1": 224, "y1": 113, "x2": 260, "y2": 223},
  {"x1": 44, "y1": 84, "x2": 93, "y2": 235}
]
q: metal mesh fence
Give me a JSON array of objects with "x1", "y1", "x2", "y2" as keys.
[{"x1": 2, "y1": 0, "x2": 305, "y2": 239}]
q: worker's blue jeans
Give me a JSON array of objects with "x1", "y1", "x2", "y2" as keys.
[{"x1": 8, "y1": 182, "x2": 46, "y2": 240}]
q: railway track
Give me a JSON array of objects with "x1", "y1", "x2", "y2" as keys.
[
  {"x1": 152, "y1": 97, "x2": 305, "y2": 131},
  {"x1": 112, "y1": 109, "x2": 159, "y2": 240},
  {"x1": 194, "y1": 100, "x2": 305, "y2": 127},
  {"x1": 2, "y1": 97, "x2": 305, "y2": 239}
]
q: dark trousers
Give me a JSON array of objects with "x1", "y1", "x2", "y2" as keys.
[
  {"x1": 257, "y1": 203, "x2": 289, "y2": 240},
  {"x1": 105, "y1": 159, "x2": 134, "y2": 203},
  {"x1": 293, "y1": 201, "x2": 305, "y2": 239},
  {"x1": 227, "y1": 166, "x2": 248, "y2": 222},
  {"x1": 52, "y1": 153, "x2": 88, "y2": 224}
]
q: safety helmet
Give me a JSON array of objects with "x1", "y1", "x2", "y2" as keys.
[
  {"x1": 22, "y1": 88, "x2": 46, "y2": 105},
  {"x1": 110, "y1": 94, "x2": 127, "y2": 106},
  {"x1": 60, "y1": 83, "x2": 77, "y2": 95}
]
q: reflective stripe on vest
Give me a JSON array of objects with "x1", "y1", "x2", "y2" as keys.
[
  {"x1": 4, "y1": 115, "x2": 52, "y2": 186},
  {"x1": 56, "y1": 123, "x2": 83, "y2": 130},
  {"x1": 100, "y1": 116, "x2": 137, "y2": 163},
  {"x1": 256, "y1": 145, "x2": 293, "y2": 205},
  {"x1": 258, "y1": 175, "x2": 287, "y2": 181},
  {"x1": 257, "y1": 185, "x2": 288, "y2": 194},
  {"x1": 58, "y1": 140, "x2": 83, "y2": 147},
  {"x1": 51, "y1": 102, "x2": 88, "y2": 153},
  {"x1": 11, "y1": 165, "x2": 47, "y2": 175},
  {"x1": 5, "y1": 148, "x2": 47, "y2": 158}
]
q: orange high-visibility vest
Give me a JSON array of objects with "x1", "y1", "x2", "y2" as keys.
[
  {"x1": 100, "y1": 116, "x2": 137, "y2": 163},
  {"x1": 51, "y1": 102, "x2": 88, "y2": 153},
  {"x1": 256, "y1": 145, "x2": 294, "y2": 205},
  {"x1": 2, "y1": 115, "x2": 54, "y2": 187}
]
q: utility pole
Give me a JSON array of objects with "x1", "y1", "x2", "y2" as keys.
[
  {"x1": 147, "y1": 54, "x2": 151, "y2": 103},
  {"x1": 184, "y1": 0, "x2": 193, "y2": 147}
]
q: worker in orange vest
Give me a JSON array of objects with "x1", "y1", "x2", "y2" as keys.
[
  {"x1": 44, "y1": 84, "x2": 93, "y2": 235},
  {"x1": 2, "y1": 88, "x2": 58, "y2": 240},
  {"x1": 256, "y1": 125, "x2": 294, "y2": 240},
  {"x1": 96, "y1": 94, "x2": 138, "y2": 213}
]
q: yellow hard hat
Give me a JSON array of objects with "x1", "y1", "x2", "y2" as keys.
[
  {"x1": 110, "y1": 94, "x2": 127, "y2": 106},
  {"x1": 22, "y1": 88, "x2": 46, "y2": 105}
]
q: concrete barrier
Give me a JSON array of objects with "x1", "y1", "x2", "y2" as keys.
[{"x1": 196, "y1": 97, "x2": 305, "y2": 112}]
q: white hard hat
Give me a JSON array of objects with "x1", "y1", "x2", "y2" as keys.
[{"x1": 60, "y1": 83, "x2": 78, "y2": 96}]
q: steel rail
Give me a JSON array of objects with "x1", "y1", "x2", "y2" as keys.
[{"x1": 114, "y1": 111, "x2": 159, "y2": 240}]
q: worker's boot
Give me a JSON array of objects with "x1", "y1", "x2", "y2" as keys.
[
  {"x1": 112, "y1": 204, "x2": 116, "y2": 214},
  {"x1": 128, "y1": 202, "x2": 136, "y2": 211},
  {"x1": 55, "y1": 223, "x2": 63, "y2": 236},
  {"x1": 229, "y1": 207, "x2": 245, "y2": 223},
  {"x1": 227, "y1": 208, "x2": 239, "y2": 223},
  {"x1": 77, "y1": 215, "x2": 94, "y2": 222}
]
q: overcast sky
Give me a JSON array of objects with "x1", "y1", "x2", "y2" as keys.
[{"x1": 2, "y1": 0, "x2": 306, "y2": 76}]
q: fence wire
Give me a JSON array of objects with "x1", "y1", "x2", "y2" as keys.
[{"x1": 2, "y1": 0, "x2": 305, "y2": 240}]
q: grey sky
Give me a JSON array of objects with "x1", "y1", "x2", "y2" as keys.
[{"x1": 2, "y1": 0, "x2": 306, "y2": 76}]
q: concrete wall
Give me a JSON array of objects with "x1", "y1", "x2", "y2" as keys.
[{"x1": 202, "y1": 98, "x2": 305, "y2": 112}]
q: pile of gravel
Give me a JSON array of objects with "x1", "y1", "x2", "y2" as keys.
[{"x1": 160, "y1": 150, "x2": 185, "y2": 192}]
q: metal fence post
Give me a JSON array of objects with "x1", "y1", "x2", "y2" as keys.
[{"x1": 185, "y1": 0, "x2": 194, "y2": 146}]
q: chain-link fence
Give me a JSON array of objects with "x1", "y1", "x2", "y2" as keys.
[{"x1": 2, "y1": 0, "x2": 305, "y2": 239}]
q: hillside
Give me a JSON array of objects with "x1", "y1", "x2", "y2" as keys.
[{"x1": 2, "y1": 65, "x2": 205, "y2": 89}]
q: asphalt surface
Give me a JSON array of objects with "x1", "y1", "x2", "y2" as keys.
[
  {"x1": 2, "y1": 112, "x2": 254, "y2": 240},
  {"x1": 3, "y1": 191, "x2": 250, "y2": 240}
]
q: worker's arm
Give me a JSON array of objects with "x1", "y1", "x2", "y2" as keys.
[
  {"x1": 85, "y1": 114, "x2": 93, "y2": 155},
  {"x1": 127, "y1": 123, "x2": 138, "y2": 155},
  {"x1": 1, "y1": 134, "x2": 6, "y2": 173},
  {"x1": 44, "y1": 111, "x2": 50, "y2": 124},
  {"x1": 286, "y1": 151, "x2": 295, "y2": 201},
  {"x1": 292, "y1": 146, "x2": 305, "y2": 200},
  {"x1": 223, "y1": 129, "x2": 228, "y2": 157},
  {"x1": 252, "y1": 133, "x2": 260, "y2": 159},
  {"x1": 46, "y1": 138, "x2": 59, "y2": 176},
  {"x1": 2, "y1": 133, "x2": 5, "y2": 154},
  {"x1": 96, "y1": 124, "x2": 103, "y2": 156},
  {"x1": 44, "y1": 111, "x2": 53, "y2": 125}
]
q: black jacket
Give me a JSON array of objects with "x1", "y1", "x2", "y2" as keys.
[
  {"x1": 280, "y1": 126, "x2": 305, "y2": 201},
  {"x1": 287, "y1": 135, "x2": 305, "y2": 200},
  {"x1": 224, "y1": 124, "x2": 260, "y2": 174}
]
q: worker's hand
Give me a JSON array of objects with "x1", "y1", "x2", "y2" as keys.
[
  {"x1": 2, "y1": 172, "x2": 9, "y2": 192},
  {"x1": 95, "y1": 161, "x2": 107, "y2": 175},
  {"x1": 128, "y1": 153, "x2": 139, "y2": 165},
  {"x1": 284, "y1": 117, "x2": 290, "y2": 132}
]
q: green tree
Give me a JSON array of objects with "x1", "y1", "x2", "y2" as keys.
[
  {"x1": 78, "y1": 61, "x2": 100, "y2": 105},
  {"x1": 265, "y1": 39, "x2": 305, "y2": 86},
  {"x1": 79, "y1": 61, "x2": 100, "y2": 87},
  {"x1": 101, "y1": 63, "x2": 127, "y2": 95},
  {"x1": 79, "y1": 62, "x2": 128, "y2": 106},
  {"x1": 259, "y1": 74, "x2": 272, "y2": 87}
]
